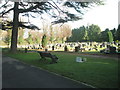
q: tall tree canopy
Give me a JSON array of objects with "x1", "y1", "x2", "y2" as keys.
[
  {"x1": 68, "y1": 24, "x2": 101, "y2": 42},
  {"x1": 110, "y1": 28, "x2": 117, "y2": 41},
  {"x1": 116, "y1": 24, "x2": 120, "y2": 41},
  {"x1": 87, "y1": 24, "x2": 101, "y2": 41},
  {"x1": 69, "y1": 26, "x2": 88, "y2": 42},
  {"x1": 99, "y1": 28, "x2": 109, "y2": 42},
  {"x1": 0, "y1": 0, "x2": 103, "y2": 52}
]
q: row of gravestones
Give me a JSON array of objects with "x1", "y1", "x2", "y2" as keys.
[
  {"x1": 100, "y1": 44, "x2": 120, "y2": 54},
  {"x1": 49, "y1": 42, "x2": 107, "y2": 52},
  {"x1": 18, "y1": 44, "x2": 43, "y2": 50},
  {"x1": 56, "y1": 42, "x2": 119, "y2": 53},
  {"x1": 22, "y1": 41, "x2": 119, "y2": 52},
  {"x1": 62, "y1": 42, "x2": 118, "y2": 52},
  {"x1": 24, "y1": 42, "x2": 94, "y2": 50}
]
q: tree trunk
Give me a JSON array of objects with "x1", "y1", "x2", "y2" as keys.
[{"x1": 10, "y1": 2, "x2": 19, "y2": 53}]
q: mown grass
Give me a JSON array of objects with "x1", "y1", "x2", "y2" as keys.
[{"x1": 5, "y1": 51, "x2": 118, "y2": 88}]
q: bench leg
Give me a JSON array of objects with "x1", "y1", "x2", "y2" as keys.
[{"x1": 49, "y1": 58, "x2": 58, "y2": 64}]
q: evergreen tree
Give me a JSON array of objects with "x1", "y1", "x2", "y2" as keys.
[
  {"x1": 108, "y1": 31, "x2": 113, "y2": 43},
  {"x1": 116, "y1": 24, "x2": 120, "y2": 41},
  {"x1": 41, "y1": 34, "x2": 47, "y2": 48},
  {"x1": 110, "y1": 28, "x2": 117, "y2": 41},
  {"x1": 99, "y1": 28, "x2": 109, "y2": 42},
  {"x1": 69, "y1": 24, "x2": 101, "y2": 42},
  {"x1": 79, "y1": 26, "x2": 89, "y2": 41},
  {"x1": 83, "y1": 29, "x2": 89, "y2": 41},
  {"x1": 87, "y1": 24, "x2": 101, "y2": 42}
]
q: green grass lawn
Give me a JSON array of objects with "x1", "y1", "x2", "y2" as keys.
[{"x1": 5, "y1": 51, "x2": 118, "y2": 88}]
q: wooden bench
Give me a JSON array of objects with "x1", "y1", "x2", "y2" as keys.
[{"x1": 37, "y1": 51, "x2": 59, "y2": 64}]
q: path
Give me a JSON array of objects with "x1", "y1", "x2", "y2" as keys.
[
  {"x1": 2, "y1": 56, "x2": 93, "y2": 88},
  {"x1": 0, "y1": 53, "x2": 2, "y2": 90}
]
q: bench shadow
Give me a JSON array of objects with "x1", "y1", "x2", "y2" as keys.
[{"x1": 38, "y1": 58, "x2": 53, "y2": 64}]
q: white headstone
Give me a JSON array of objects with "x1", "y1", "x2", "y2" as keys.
[
  {"x1": 76, "y1": 57, "x2": 83, "y2": 62},
  {"x1": 76, "y1": 57, "x2": 87, "y2": 63}
]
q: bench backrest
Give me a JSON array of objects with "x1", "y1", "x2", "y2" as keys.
[{"x1": 38, "y1": 51, "x2": 52, "y2": 58}]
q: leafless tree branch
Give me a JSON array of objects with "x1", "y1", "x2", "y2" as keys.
[{"x1": 0, "y1": 8, "x2": 13, "y2": 16}]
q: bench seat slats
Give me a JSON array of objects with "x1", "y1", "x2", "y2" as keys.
[{"x1": 37, "y1": 51, "x2": 58, "y2": 64}]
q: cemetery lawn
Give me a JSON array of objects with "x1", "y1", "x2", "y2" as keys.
[{"x1": 5, "y1": 52, "x2": 118, "y2": 88}]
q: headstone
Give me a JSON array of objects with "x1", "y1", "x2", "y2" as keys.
[
  {"x1": 89, "y1": 48, "x2": 91, "y2": 51},
  {"x1": 90, "y1": 43, "x2": 92, "y2": 46},
  {"x1": 76, "y1": 57, "x2": 87, "y2": 62},
  {"x1": 75, "y1": 46, "x2": 79, "y2": 52},
  {"x1": 94, "y1": 45, "x2": 97, "y2": 48},
  {"x1": 107, "y1": 45, "x2": 110, "y2": 48},
  {"x1": 118, "y1": 44, "x2": 120, "y2": 52},
  {"x1": 52, "y1": 45, "x2": 54, "y2": 51},
  {"x1": 60, "y1": 44, "x2": 61, "y2": 47},
  {"x1": 76, "y1": 57, "x2": 83, "y2": 62},
  {"x1": 82, "y1": 44, "x2": 85, "y2": 47},
  {"x1": 109, "y1": 46, "x2": 116, "y2": 53},
  {"x1": 25, "y1": 48, "x2": 27, "y2": 53},
  {"x1": 64, "y1": 46, "x2": 68, "y2": 51},
  {"x1": 100, "y1": 45, "x2": 102, "y2": 48},
  {"x1": 45, "y1": 48, "x2": 48, "y2": 52}
]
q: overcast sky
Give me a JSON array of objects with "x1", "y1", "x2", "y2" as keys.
[{"x1": 69, "y1": 0, "x2": 118, "y2": 30}]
